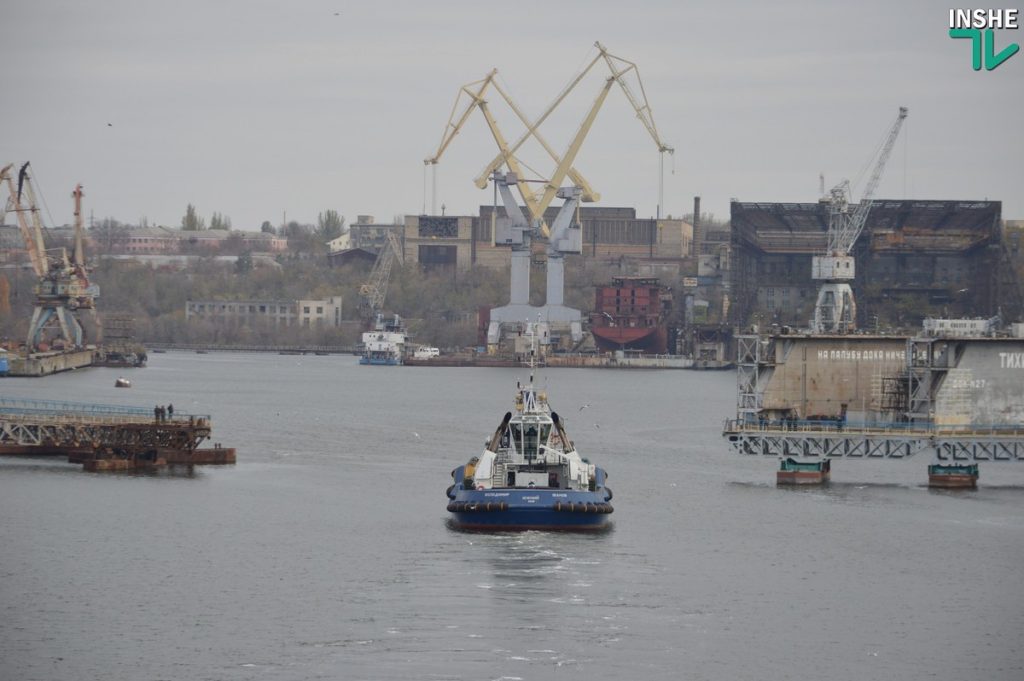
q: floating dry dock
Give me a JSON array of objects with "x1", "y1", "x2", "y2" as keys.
[
  {"x1": 4, "y1": 349, "x2": 95, "y2": 376},
  {"x1": 723, "y1": 321, "x2": 1024, "y2": 487},
  {"x1": 0, "y1": 397, "x2": 235, "y2": 471}
]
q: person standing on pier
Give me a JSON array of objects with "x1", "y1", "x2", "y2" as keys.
[
  {"x1": 167, "y1": 404, "x2": 174, "y2": 419},
  {"x1": 154, "y1": 405, "x2": 160, "y2": 423}
]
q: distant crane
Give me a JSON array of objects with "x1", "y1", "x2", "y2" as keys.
[
  {"x1": 424, "y1": 68, "x2": 599, "y2": 223},
  {"x1": 426, "y1": 43, "x2": 672, "y2": 349},
  {"x1": 811, "y1": 107, "x2": 907, "y2": 334},
  {"x1": 425, "y1": 41, "x2": 674, "y2": 235},
  {"x1": 0, "y1": 162, "x2": 100, "y2": 351},
  {"x1": 358, "y1": 231, "x2": 404, "y2": 322}
]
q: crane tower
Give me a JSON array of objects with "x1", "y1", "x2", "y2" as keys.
[
  {"x1": 1, "y1": 162, "x2": 100, "y2": 352},
  {"x1": 811, "y1": 107, "x2": 907, "y2": 334}
]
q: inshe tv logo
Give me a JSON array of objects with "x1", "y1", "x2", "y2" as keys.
[{"x1": 949, "y1": 9, "x2": 1020, "y2": 70}]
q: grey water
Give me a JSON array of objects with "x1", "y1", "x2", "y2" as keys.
[{"x1": 1, "y1": 352, "x2": 1023, "y2": 681}]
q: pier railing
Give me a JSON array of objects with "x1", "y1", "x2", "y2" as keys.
[
  {"x1": 0, "y1": 397, "x2": 207, "y2": 421},
  {"x1": 723, "y1": 418, "x2": 1024, "y2": 438}
]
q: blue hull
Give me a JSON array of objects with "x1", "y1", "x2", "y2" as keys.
[{"x1": 447, "y1": 488, "x2": 612, "y2": 531}]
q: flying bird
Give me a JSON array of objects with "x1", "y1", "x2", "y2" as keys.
[
  {"x1": 578, "y1": 404, "x2": 591, "y2": 412},
  {"x1": 107, "y1": 123, "x2": 112, "y2": 127}
]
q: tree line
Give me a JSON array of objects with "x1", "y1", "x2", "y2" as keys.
[{"x1": 0, "y1": 249, "x2": 650, "y2": 350}]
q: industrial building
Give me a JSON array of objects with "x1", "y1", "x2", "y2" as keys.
[
  {"x1": 185, "y1": 296, "x2": 344, "y2": 328},
  {"x1": 327, "y1": 216, "x2": 405, "y2": 255},
  {"x1": 729, "y1": 199, "x2": 1017, "y2": 328},
  {"x1": 401, "y1": 206, "x2": 691, "y2": 272}
]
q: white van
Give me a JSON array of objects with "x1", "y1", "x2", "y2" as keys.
[{"x1": 413, "y1": 346, "x2": 440, "y2": 359}]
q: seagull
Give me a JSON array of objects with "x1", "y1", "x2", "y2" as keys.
[
  {"x1": 412, "y1": 431, "x2": 421, "y2": 439},
  {"x1": 593, "y1": 423, "x2": 601, "y2": 429},
  {"x1": 106, "y1": 123, "x2": 112, "y2": 127},
  {"x1": 578, "y1": 404, "x2": 591, "y2": 412}
]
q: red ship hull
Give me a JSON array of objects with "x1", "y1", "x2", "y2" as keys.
[{"x1": 590, "y1": 325, "x2": 668, "y2": 354}]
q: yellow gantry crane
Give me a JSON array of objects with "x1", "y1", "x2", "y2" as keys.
[
  {"x1": 423, "y1": 69, "x2": 598, "y2": 231},
  {"x1": 424, "y1": 41, "x2": 674, "y2": 234}
]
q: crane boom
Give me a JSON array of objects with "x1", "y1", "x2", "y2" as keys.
[
  {"x1": 1, "y1": 163, "x2": 47, "y2": 277},
  {"x1": 427, "y1": 42, "x2": 673, "y2": 231},
  {"x1": 359, "y1": 231, "x2": 404, "y2": 320},
  {"x1": 595, "y1": 42, "x2": 674, "y2": 155},
  {"x1": 827, "y1": 106, "x2": 908, "y2": 255},
  {"x1": 424, "y1": 69, "x2": 598, "y2": 211}
]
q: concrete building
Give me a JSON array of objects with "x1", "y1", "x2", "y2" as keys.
[
  {"x1": 297, "y1": 297, "x2": 343, "y2": 328},
  {"x1": 401, "y1": 206, "x2": 692, "y2": 272},
  {"x1": 403, "y1": 215, "x2": 475, "y2": 270},
  {"x1": 179, "y1": 230, "x2": 287, "y2": 254},
  {"x1": 347, "y1": 216, "x2": 405, "y2": 254},
  {"x1": 730, "y1": 199, "x2": 1017, "y2": 328},
  {"x1": 186, "y1": 296, "x2": 343, "y2": 327}
]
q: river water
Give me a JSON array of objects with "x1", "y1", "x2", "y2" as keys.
[{"x1": 1, "y1": 352, "x2": 1023, "y2": 681}]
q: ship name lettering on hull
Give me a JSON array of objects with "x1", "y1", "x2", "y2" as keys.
[
  {"x1": 999, "y1": 352, "x2": 1024, "y2": 368},
  {"x1": 817, "y1": 349, "x2": 903, "y2": 361}
]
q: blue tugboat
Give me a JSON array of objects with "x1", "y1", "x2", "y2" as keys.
[{"x1": 446, "y1": 341, "x2": 613, "y2": 531}]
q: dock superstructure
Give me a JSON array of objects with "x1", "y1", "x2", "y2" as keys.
[{"x1": 724, "y1": 320, "x2": 1024, "y2": 486}]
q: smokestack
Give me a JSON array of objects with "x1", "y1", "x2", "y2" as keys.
[{"x1": 692, "y1": 196, "x2": 702, "y2": 258}]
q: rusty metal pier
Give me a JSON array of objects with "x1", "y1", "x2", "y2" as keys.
[{"x1": 0, "y1": 397, "x2": 235, "y2": 471}]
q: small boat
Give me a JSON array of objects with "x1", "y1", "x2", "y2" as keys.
[
  {"x1": 776, "y1": 457, "x2": 830, "y2": 484},
  {"x1": 446, "y1": 331, "x2": 613, "y2": 531},
  {"x1": 928, "y1": 463, "x2": 978, "y2": 489},
  {"x1": 114, "y1": 377, "x2": 131, "y2": 388}
]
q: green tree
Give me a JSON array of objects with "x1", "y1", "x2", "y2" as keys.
[
  {"x1": 235, "y1": 251, "x2": 253, "y2": 275},
  {"x1": 260, "y1": 221, "x2": 276, "y2": 234},
  {"x1": 182, "y1": 204, "x2": 205, "y2": 231},
  {"x1": 316, "y1": 210, "x2": 345, "y2": 241},
  {"x1": 209, "y1": 212, "x2": 229, "y2": 230}
]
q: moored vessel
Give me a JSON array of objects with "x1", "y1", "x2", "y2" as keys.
[
  {"x1": 446, "y1": 337, "x2": 613, "y2": 530},
  {"x1": 776, "y1": 457, "x2": 830, "y2": 485},
  {"x1": 360, "y1": 314, "x2": 407, "y2": 365},
  {"x1": 927, "y1": 463, "x2": 979, "y2": 489},
  {"x1": 588, "y1": 276, "x2": 671, "y2": 354}
]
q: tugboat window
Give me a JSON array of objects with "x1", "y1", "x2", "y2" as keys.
[{"x1": 523, "y1": 425, "x2": 539, "y2": 461}]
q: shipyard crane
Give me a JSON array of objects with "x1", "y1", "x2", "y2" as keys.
[
  {"x1": 425, "y1": 41, "x2": 674, "y2": 236},
  {"x1": 424, "y1": 69, "x2": 599, "y2": 222},
  {"x1": 0, "y1": 162, "x2": 100, "y2": 351},
  {"x1": 811, "y1": 107, "x2": 907, "y2": 334},
  {"x1": 358, "y1": 231, "x2": 404, "y2": 322}
]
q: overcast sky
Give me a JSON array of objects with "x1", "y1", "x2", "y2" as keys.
[{"x1": 3, "y1": 0, "x2": 1022, "y2": 230}]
